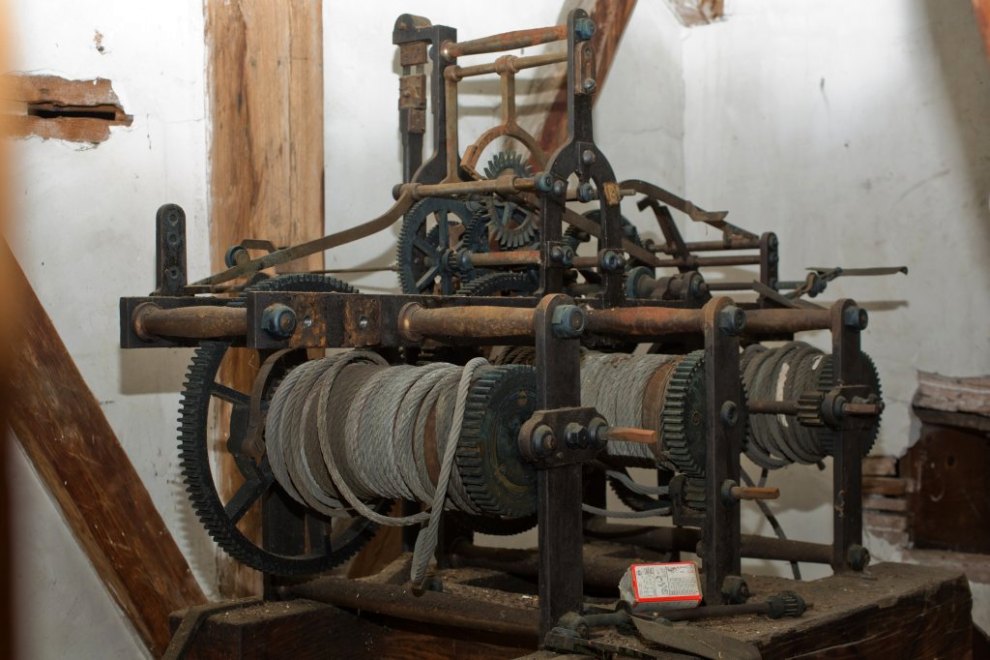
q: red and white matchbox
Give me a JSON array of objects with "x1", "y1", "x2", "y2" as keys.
[{"x1": 618, "y1": 562, "x2": 702, "y2": 611}]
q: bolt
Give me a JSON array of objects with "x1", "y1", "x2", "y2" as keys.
[
  {"x1": 552, "y1": 179, "x2": 567, "y2": 197},
  {"x1": 532, "y1": 425, "x2": 557, "y2": 456},
  {"x1": 768, "y1": 251, "x2": 779, "y2": 264},
  {"x1": 847, "y1": 544, "x2": 871, "y2": 571},
  {"x1": 564, "y1": 422, "x2": 590, "y2": 448},
  {"x1": 767, "y1": 233, "x2": 779, "y2": 250},
  {"x1": 581, "y1": 149, "x2": 596, "y2": 165},
  {"x1": 574, "y1": 17, "x2": 596, "y2": 41},
  {"x1": 721, "y1": 576, "x2": 751, "y2": 604},
  {"x1": 718, "y1": 305, "x2": 746, "y2": 335},
  {"x1": 261, "y1": 304, "x2": 297, "y2": 339},
  {"x1": 358, "y1": 316, "x2": 369, "y2": 330},
  {"x1": 600, "y1": 249, "x2": 625, "y2": 273},
  {"x1": 720, "y1": 400, "x2": 739, "y2": 427},
  {"x1": 536, "y1": 172, "x2": 554, "y2": 192},
  {"x1": 552, "y1": 304, "x2": 586, "y2": 338},
  {"x1": 550, "y1": 245, "x2": 564, "y2": 263},
  {"x1": 843, "y1": 305, "x2": 868, "y2": 331},
  {"x1": 577, "y1": 182, "x2": 596, "y2": 202},
  {"x1": 588, "y1": 417, "x2": 609, "y2": 449},
  {"x1": 582, "y1": 78, "x2": 597, "y2": 94}
]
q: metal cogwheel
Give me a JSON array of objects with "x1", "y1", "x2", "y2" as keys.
[
  {"x1": 660, "y1": 351, "x2": 708, "y2": 480},
  {"x1": 455, "y1": 365, "x2": 538, "y2": 519},
  {"x1": 456, "y1": 271, "x2": 538, "y2": 297},
  {"x1": 482, "y1": 197, "x2": 540, "y2": 249},
  {"x1": 814, "y1": 352, "x2": 882, "y2": 456},
  {"x1": 396, "y1": 197, "x2": 476, "y2": 294},
  {"x1": 605, "y1": 465, "x2": 673, "y2": 513},
  {"x1": 178, "y1": 274, "x2": 389, "y2": 576},
  {"x1": 483, "y1": 150, "x2": 533, "y2": 179}
]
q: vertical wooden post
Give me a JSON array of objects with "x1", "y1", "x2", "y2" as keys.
[
  {"x1": 205, "y1": 0, "x2": 325, "y2": 596},
  {"x1": 975, "y1": 0, "x2": 990, "y2": 59}
]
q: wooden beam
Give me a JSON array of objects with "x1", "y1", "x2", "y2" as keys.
[
  {"x1": 975, "y1": 0, "x2": 990, "y2": 59},
  {"x1": 0, "y1": 13, "x2": 13, "y2": 654},
  {"x1": 205, "y1": 0, "x2": 325, "y2": 596},
  {"x1": 5, "y1": 247, "x2": 206, "y2": 656},
  {"x1": 537, "y1": 0, "x2": 638, "y2": 154}
]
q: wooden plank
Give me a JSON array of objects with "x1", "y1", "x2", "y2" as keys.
[
  {"x1": 170, "y1": 600, "x2": 533, "y2": 659},
  {"x1": 862, "y1": 455, "x2": 897, "y2": 476},
  {"x1": 5, "y1": 247, "x2": 206, "y2": 655},
  {"x1": 205, "y1": 0, "x2": 325, "y2": 597},
  {"x1": 0, "y1": 27, "x2": 13, "y2": 656},
  {"x1": 862, "y1": 476, "x2": 907, "y2": 497},
  {"x1": 975, "y1": 0, "x2": 990, "y2": 60},
  {"x1": 537, "y1": 0, "x2": 637, "y2": 154},
  {"x1": 915, "y1": 370, "x2": 990, "y2": 417},
  {"x1": 862, "y1": 494, "x2": 908, "y2": 512}
]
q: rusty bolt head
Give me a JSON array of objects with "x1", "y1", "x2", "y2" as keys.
[
  {"x1": 718, "y1": 305, "x2": 746, "y2": 335},
  {"x1": 582, "y1": 78, "x2": 597, "y2": 94},
  {"x1": 581, "y1": 149, "x2": 596, "y2": 165},
  {"x1": 261, "y1": 304, "x2": 297, "y2": 339},
  {"x1": 574, "y1": 17, "x2": 596, "y2": 41},
  {"x1": 533, "y1": 425, "x2": 557, "y2": 455},
  {"x1": 552, "y1": 304, "x2": 586, "y2": 339},
  {"x1": 721, "y1": 576, "x2": 751, "y2": 604},
  {"x1": 564, "y1": 422, "x2": 590, "y2": 449},
  {"x1": 843, "y1": 306, "x2": 869, "y2": 331},
  {"x1": 536, "y1": 172, "x2": 554, "y2": 192},
  {"x1": 720, "y1": 400, "x2": 739, "y2": 427},
  {"x1": 847, "y1": 544, "x2": 871, "y2": 571},
  {"x1": 600, "y1": 249, "x2": 625, "y2": 273},
  {"x1": 552, "y1": 179, "x2": 567, "y2": 197},
  {"x1": 577, "y1": 182, "x2": 596, "y2": 202}
]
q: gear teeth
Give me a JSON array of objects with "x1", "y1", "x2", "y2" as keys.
[
  {"x1": 177, "y1": 275, "x2": 382, "y2": 577},
  {"x1": 457, "y1": 272, "x2": 537, "y2": 297},
  {"x1": 482, "y1": 150, "x2": 532, "y2": 180},
  {"x1": 815, "y1": 353, "x2": 882, "y2": 457},
  {"x1": 455, "y1": 365, "x2": 537, "y2": 521},
  {"x1": 661, "y1": 351, "x2": 707, "y2": 481},
  {"x1": 396, "y1": 198, "x2": 475, "y2": 295}
]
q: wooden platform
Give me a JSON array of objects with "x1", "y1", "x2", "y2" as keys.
[{"x1": 170, "y1": 561, "x2": 973, "y2": 659}]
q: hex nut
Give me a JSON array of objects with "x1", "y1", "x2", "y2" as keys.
[
  {"x1": 261, "y1": 304, "x2": 297, "y2": 339},
  {"x1": 552, "y1": 304, "x2": 586, "y2": 339},
  {"x1": 718, "y1": 305, "x2": 746, "y2": 335},
  {"x1": 843, "y1": 306, "x2": 869, "y2": 331}
]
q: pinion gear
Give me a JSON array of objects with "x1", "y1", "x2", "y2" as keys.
[
  {"x1": 483, "y1": 150, "x2": 532, "y2": 179},
  {"x1": 457, "y1": 271, "x2": 538, "y2": 297}
]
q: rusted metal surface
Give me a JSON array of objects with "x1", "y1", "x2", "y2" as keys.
[
  {"x1": 467, "y1": 250, "x2": 541, "y2": 268},
  {"x1": 132, "y1": 303, "x2": 247, "y2": 340},
  {"x1": 729, "y1": 486, "x2": 780, "y2": 501},
  {"x1": 441, "y1": 24, "x2": 568, "y2": 60},
  {"x1": 398, "y1": 302, "x2": 536, "y2": 342},
  {"x1": 280, "y1": 576, "x2": 539, "y2": 640},
  {"x1": 650, "y1": 238, "x2": 762, "y2": 254},
  {"x1": 745, "y1": 308, "x2": 831, "y2": 335},
  {"x1": 403, "y1": 175, "x2": 538, "y2": 200},
  {"x1": 451, "y1": 51, "x2": 568, "y2": 80},
  {"x1": 748, "y1": 400, "x2": 801, "y2": 415},
  {"x1": 585, "y1": 306, "x2": 705, "y2": 337}
]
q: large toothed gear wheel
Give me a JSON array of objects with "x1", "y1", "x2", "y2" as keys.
[
  {"x1": 482, "y1": 198, "x2": 540, "y2": 249},
  {"x1": 456, "y1": 365, "x2": 538, "y2": 519},
  {"x1": 397, "y1": 197, "x2": 476, "y2": 294},
  {"x1": 660, "y1": 351, "x2": 708, "y2": 480},
  {"x1": 179, "y1": 274, "x2": 388, "y2": 576}
]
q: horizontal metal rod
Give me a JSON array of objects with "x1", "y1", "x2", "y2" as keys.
[
  {"x1": 448, "y1": 543, "x2": 658, "y2": 593},
  {"x1": 706, "y1": 281, "x2": 757, "y2": 291},
  {"x1": 650, "y1": 238, "x2": 762, "y2": 254},
  {"x1": 585, "y1": 306, "x2": 705, "y2": 337},
  {"x1": 584, "y1": 520, "x2": 834, "y2": 565},
  {"x1": 467, "y1": 250, "x2": 541, "y2": 268},
  {"x1": 441, "y1": 24, "x2": 568, "y2": 60},
  {"x1": 745, "y1": 308, "x2": 831, "y2": 334},
  {"x1": 398, "y1": 302, "x2": 536, "y2": 342},
  {"x1": 450, "y1": 51, "x2": 567, "y2": 80},
  {"x1": 747, "y1": 400, "x2": 801, "y2": 415},
  {"x1": 132, "y1": 303, "x2": 247, "y2": 340},
  {"x1": 402, "y1": 175, "x2": 537, "y2": 200},
  {"x1": 729, "y1": 486, "x2": 780, "y2": 501},
  {"x1": 653, "y1": 254, "x2": 761, "y2": 268},
  {"x1": 280, "y1": 575, "x2": 539, "y2": 640}
]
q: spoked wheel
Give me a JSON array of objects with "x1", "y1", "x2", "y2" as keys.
[
  {"x1": 396, "y1": 197, "x2": 477, "y2": 294},
  {"x1": 178, "y1": 275, "x2": 389, "y2": 576}
]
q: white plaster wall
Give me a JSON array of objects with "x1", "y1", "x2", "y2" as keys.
[
  {"x1": 679, "y1": 0, "x2": 990, "y2": 611},
  {"x1": 8, "y1": 1, "x2": 211, "y2": 658}
]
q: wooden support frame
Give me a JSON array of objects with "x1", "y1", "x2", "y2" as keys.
[
  {"x1": 5, "y1": 247, "x2": 206, "y2": 656},
  {"x1": 205, "y1": 0, "x2": 326, "y2": 596}
]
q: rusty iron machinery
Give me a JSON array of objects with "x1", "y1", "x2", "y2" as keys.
[{"x1": 121, "y1": 9, "x2": 905, "y2": 653}]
